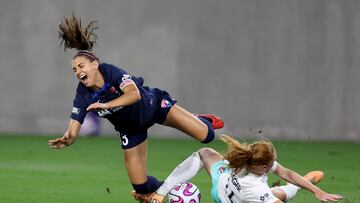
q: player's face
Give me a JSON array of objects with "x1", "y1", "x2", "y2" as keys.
[{"x1": 71, "y1": 56, "x2": 99, "y2": 87}]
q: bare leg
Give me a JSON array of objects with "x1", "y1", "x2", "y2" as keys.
[
  {"x1": 162, "y1": 105, "x2": 208, "y2": 142},
  {"x1": 123, "y1": 140, "x2": 148, "y2": 184},
  {"x1": 198, "y1": 148, "x2": 224, "y2": 176},
  {"x1": 271, "y1": 187, "x2": 287, "y2": 201}
]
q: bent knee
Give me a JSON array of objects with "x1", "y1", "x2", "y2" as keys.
[
  {"x1": 197, "y1": 147, "x2": 214, "y2": 155},
  {"x1": 197, "y1": 148, "x2": 223, "y2": 174},
  {"x1": 271, "y1": 186, "x2": 287, "y2": 201},
  {"x1": 198, "y1": 148, "x2": 222, "y2": 161}
]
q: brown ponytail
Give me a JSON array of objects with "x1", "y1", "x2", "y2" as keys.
[
  {"x1": 221, "y1": 135, "x2": 275, "y2": 174},
  {"x1": 58, "y1": 13, "x2": 98, "y2": 51}
]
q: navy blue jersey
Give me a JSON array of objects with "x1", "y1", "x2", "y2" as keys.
[{"x1": 70, "y1": 63, "x2": 176, "y2": 135}]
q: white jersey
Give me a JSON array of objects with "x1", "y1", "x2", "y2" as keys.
[{"x1": 217, "y1": 161, "x2": 279, "y2": 203}]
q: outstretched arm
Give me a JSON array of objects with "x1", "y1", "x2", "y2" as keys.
[
  {"x1": 86, "y1": 83, "x2": 141, "y2": 111},
  {"x1": 48, "y1": 119, "x2": 81, "y2": 149},
  {"x1": 273, "y1": 164, "x2": 343, "y2": 202}
]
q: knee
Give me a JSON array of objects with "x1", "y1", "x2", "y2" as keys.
[
  {"x1": 271, "y1": 186, "x2": 287, "y2": 201},
  {"x1": 200, "y1": 127, "x2": 215, "y2": 144},
  {"x1": 197, "y1": 148, "x2": 218, "y2": 160}
]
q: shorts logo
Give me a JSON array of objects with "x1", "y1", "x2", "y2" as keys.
[
  {"x1": 72, "y1": 107, "x2": 80, "y2": 115},
  {"x1": 161, "y1": 99, "x2": 172, "y2": 108}
]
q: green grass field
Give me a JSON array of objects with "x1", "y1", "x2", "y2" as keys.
[{"x1": 0, "y1": 135, "x2": 359, "y2": 203}]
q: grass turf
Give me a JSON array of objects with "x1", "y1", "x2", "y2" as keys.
[{"x1": 0, "y1": 135, "x2": 358, "y2": 203}]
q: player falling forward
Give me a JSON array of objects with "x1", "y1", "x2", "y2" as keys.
[
  {"x1": 133, "y1": 135, "x2": 343, "y2": 203},
  {"x1": 48, "y1": 14, "x2": 224, "y2": 197}
]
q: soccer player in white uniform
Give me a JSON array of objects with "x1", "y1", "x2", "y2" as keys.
[{"x1": 134, "y1": 135, "x2": 342, "y2": 203}]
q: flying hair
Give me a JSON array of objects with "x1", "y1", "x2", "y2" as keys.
[
  {"x1": 221, "y1": 135, "x2": 253, "y2": 173},
  {"x1": 58, "y1": 13, "x2": 98, "y2": 51},
  {"x1": 220, "y1": 135, "x2": 275, "y2": 174}
]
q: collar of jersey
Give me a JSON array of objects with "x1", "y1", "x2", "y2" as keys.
[{"x1": 91, "y1": 82, "x2": 111, "y2": 99}]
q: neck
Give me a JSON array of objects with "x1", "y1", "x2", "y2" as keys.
[
  {"x1": 92, "y1": 72, "x2": 105, "y2": 91},
  {"x1": 246, "y1": 165, "x2": 265, "y2": 176}
]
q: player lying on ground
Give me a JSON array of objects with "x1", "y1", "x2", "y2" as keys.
[
  {"x1": 48, "y1": 13, "x2": 224, "y2": 197},
  {"x1": 133, "y1": 135, "x2": 343, "y2": 203}
]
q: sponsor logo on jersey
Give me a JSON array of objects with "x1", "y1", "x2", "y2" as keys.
[
  {"x1": 97, "y1": 109, "x2": 112, "y2": 117},
  {"x1": 72, "y1": 107, "x2": 80, "y2": 115},
  {"x1": 112, "y1": 107, "x2": 123, "y2": 112}
]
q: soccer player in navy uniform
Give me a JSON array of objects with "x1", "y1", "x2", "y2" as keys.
[{"x1": 48, "y1": 14, "x2": 224, "y2": 200}]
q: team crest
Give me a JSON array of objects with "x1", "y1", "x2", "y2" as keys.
[{"x1": 161, "y1": 99, "x2": 172, "y2": 108}]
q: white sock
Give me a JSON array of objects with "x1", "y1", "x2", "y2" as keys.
[
  {"x1": 278, "y1": 184, "x2": 301, "y2": 201},
  {"x1": 156, "y1": 152, "x2": 203, "y2": 196}
]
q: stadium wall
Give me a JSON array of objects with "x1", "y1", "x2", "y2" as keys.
[{"x1": 0, "y1": 0, "x2": 359, "y2": 140}]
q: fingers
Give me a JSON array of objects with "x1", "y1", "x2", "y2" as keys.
[
  {"x1": 332, "y1": 195, "x2": 343, "y2": 201},
  {"x1": 48, "y1": 138, "x2": 61, "y2": 145},
  {"x1": 86, "y1": 103, "x2": 108, "y2": 111},
  {"x1": 48, "y1": 138, "x2": 67, "y2": 149},
  {"x1": 49, "y1": 143, "x2": 66, "y2": 149},
  {"x1": 86, "y1": 104, "x2": 94, "y2": 111},
  {"x1": 328, "y1": 194, "x2": 343, "y2": 201},
  {"x1": 322, "y1": 194, "x2": 343, "y2": 202},
  {"x1": 87, "y1": 103, "x2": 100, "y2": 111}
]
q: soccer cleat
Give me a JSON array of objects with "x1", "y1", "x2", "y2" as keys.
[
  {"x1": 131, "y1": 191, "x2": 149, "y2": 203},
  {"x1": 131, "y1": 191, "x2": 164, "y2": 203},
  {"x1": 149, "y1": 193, "x2": 165, "y2": 203},
  {"x1": 303, "y1": 171, "x2": 324, "y2": 184},
  {"x1": 196, "y1": 114, "x2": 224, "y2": 129}
]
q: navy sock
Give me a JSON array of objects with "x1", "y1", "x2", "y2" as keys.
[
  {"x1": 147, "y1": 176, "x2": 163, "y2": 192},
  {"x1": 198, "y1": 116, "x2": 215, "y2": 143},
  {"x1": 132, "y1": 182, "x2": 148, "y2": 194},
  {"x1": 132, "y1": 176, "x2": 163, "y2": 194}
]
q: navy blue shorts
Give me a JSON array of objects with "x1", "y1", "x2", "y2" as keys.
[{"x1": 117, "y1": 88, "x2": 177, "y2": 149}]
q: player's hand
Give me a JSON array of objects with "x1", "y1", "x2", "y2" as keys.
[
  {"x1": 315, "y1": 192, "x2": 343, "y2": 202},
  {"x1": 48, "y1": 132, "x2": 71, "y2": 149},
  {"x1": 86, "y1": 102, "x2": 108, "y2": 111}
]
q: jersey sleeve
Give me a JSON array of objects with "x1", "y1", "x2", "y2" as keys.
[
  {"x1": 70, "y1": 91, "x2": 88, "y2": 124},
  {"x1": 269, "y1": 161, "x2": 279, "y2": 173},
  {"x1": 110, "y1": 66, "x2": 136, "y2": 91}
]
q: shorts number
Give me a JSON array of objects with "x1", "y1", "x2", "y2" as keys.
[
  {"x1": 117, "y1": 132, "x2": 129, "y2": 146},
  {"x1": 121, "y1": 134, "x2": 129, "y2": 146}
]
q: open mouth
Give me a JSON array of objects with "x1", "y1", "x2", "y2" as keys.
[{"x1": 79, "y1": 74, "x2": 88, "y2": 83}]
